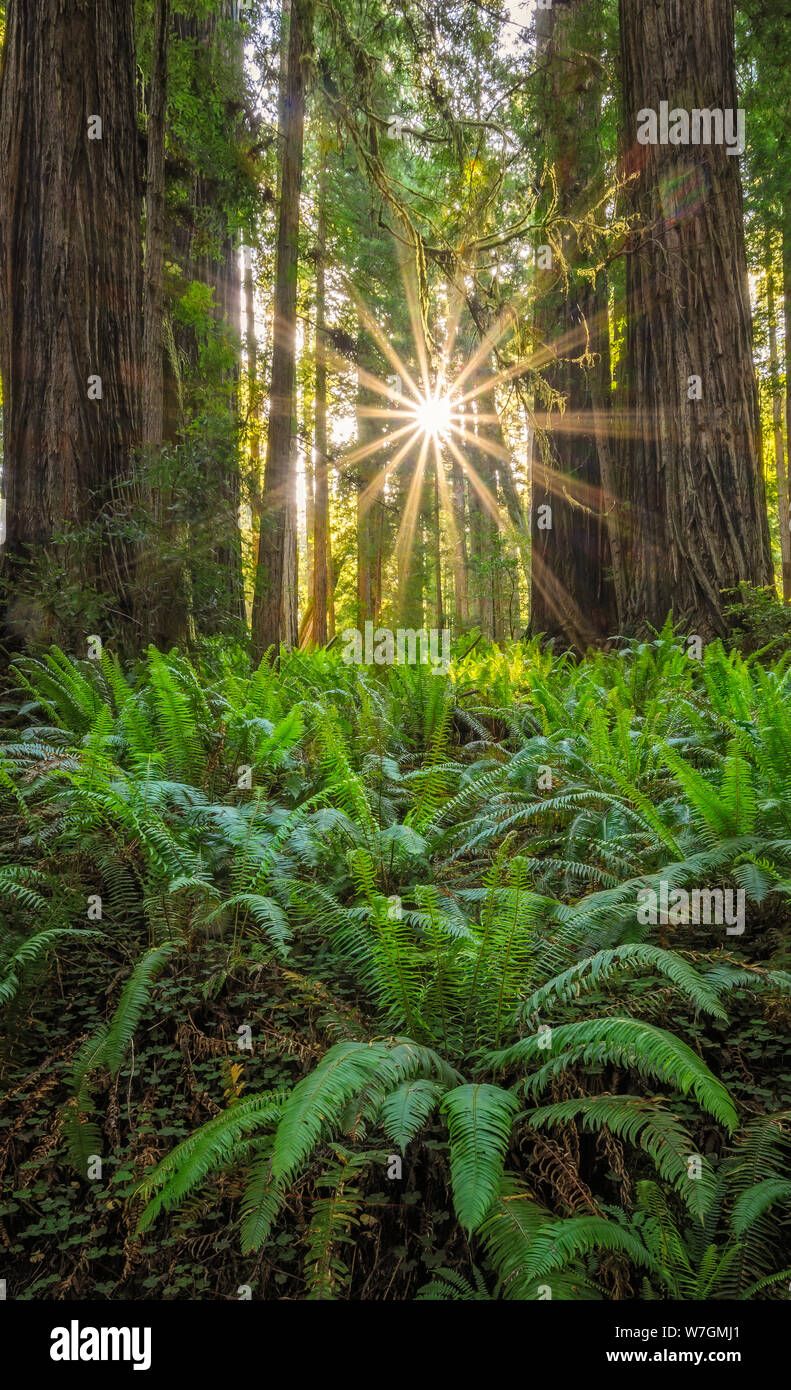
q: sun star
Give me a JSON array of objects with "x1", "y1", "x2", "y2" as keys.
[{"x1": 412, "y1": 392, "x2": 453, "y2": 440}]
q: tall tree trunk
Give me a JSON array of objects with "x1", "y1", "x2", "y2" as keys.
[
  {"x1": 303, "y1": 368, "x2": 315, "y2": 614},
  {"x1": 281, "y1": 444, "x2": 299, "y2": 646},
  {"x1": 327, "y1": 529, "x2": 336, "y2": 640},
  {"x1": 278, "y1": 0, "x2": 298, "y2": 649},
  {"x1": 142, "y1": 0, "x2": 170, "y2": 448},
  {"x1": 214, "y1": 9, "x2": 246, "y2": 631},
  {"x1": 467, "y1": 475, "x2": 484, "y2": 632},
  {"x1": 465, "y1": 363, "x2": 502, "y2": 641},
  {"x1": 0, "y1": 0, "x2": 142, "y2": 653},
  {"x1": 251, "y1": 0, "x2": 313, "y2": 656},
  {"x1": 142, "y1": 0, "x2": 190, "y2": 648},
  {"x1": 450, "y1": 456, "x2": 469, "y2": 629},
  {"x1": 766, "y1": 230, "x2": 791, "y2": 603},
  {"x1": 480, "y1": 378, "x2": 529, "y2": 630},
  {"x1": 165, "y1": 6, "x2": 246, "y2": 634},
  {"x1": 529, "y1": 0, "x2": 616, "y2": 652},
  {"x1": 244, "y1": 244, "x2": 261, "y2": 479},
  {"x1": 473, "y1": 457, "x2": 497, "y2": 641},
  {"x1": 618, "y1": 0, "x2": 773, "y2": 637},
  {"x1": 397, "y1": 453, "x2": 428, "y2": 631},
  {"x1": 312, "y1": 170, "x2": 330, "y2": 647},
  {"x1": 783, "y1": 199, "x2": 791, "y2": 602},
  {"x1": 244, "y1": 242, "x2": 260, "y2": 625},
  {"x1": 433, "y1": 455, "x2": 443, "y2": 631},
  {"x1": 355, "y1": 329, "x2": 381, "y2": 628}
]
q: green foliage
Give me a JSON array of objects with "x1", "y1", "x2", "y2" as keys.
[
  {"x1": 2, "y1": 636, "x2": 790, "y2": 1299},
  {"x1": 441, "y1": 1084, "x2": 520, "y2": 1233}
]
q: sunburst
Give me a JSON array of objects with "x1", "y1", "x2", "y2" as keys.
[
  {"x1": 409, "y1": 391, "x2": 456, "y2": 440},
  {"x1": 324, "y1": 251, "x2": 615, "y2": 631}
]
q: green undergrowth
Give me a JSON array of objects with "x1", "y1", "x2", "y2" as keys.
[{"x1": 1, "y1": 630, "x2": 790, "y2": 1299}]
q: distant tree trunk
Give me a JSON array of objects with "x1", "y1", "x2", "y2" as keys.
[
  {"x1": 327, "y1": 530, "x2": 336, "y2": 640},
  {"x1": 465, "y1": 364, "x2": 503, "y2": 641},
  {"x1": 766, "y1": 230, "x2": 791, "y2": 603},
  {"x1": 313, "y1": 172, "x2": 329, "y2": 646},
  {"x1": 142, "y1": 0, "x2": 170, "y2": 448},
  {"x1": 244, "y1": 244, "x2": 261, "y2": 478},
  {"x1": 355, "y1": 328, "x2": 382, "y2": 628},
  {"x1": 619, "y1": 0, "x2": 772, "y2": 637},
  {"x1": 252, "y1": 0, "x2": 313, "y2": 656},
  {"x1": 590, "y1": 354, "x2": 627, "y2": 629},
  {"x1": 433, "y1": 456, "x2": 443, "y2": 631},
  {"x1": 467, "y1": 475, "x2": 483, "y2": 632},
  {"x1": 169, "y1": 5, "x2": 245, "y2": 634},
  {"x1": 529, "y1": 0, "x2": 616, "y2": 651},
  {"x1": 473, "y1": 461, "x2": 497, "y2": 641},
  {"x1": 0, "y1": 0, "x2": 142, "y2": 652},
  {"x1": 450, "y1": 456, "x2": 469, "y2": 629},
  {"x1": 244, "y1": 242, "x2": 260, "y2": 624},
  {"x1": 208, "y1": 217, "x2": 246, "y2": 636},
  {"x1": 397, "y1": 453, "x2": 428, "y2": 630},
  {"x1": 281, "y1": 442, "x2": 299, "y2": 647},
  {"x1": 278, "y1": 0, "x2": 298, "y2": 650},
  {"x1": 480, "y1": 379, "x2": 529, "y2": 635},
  {"x1": 141, "y1": 0, "x2": 190, "y2": 649},
  {"x1": 783, "y1": 199, "x2": 791, "y2": 601},
  {"x1": 303, "y1": 379, "x2": 314, "y2": 611},
  {"x1": 214, "y1": 9, "x2": 246, "y2": 631}
]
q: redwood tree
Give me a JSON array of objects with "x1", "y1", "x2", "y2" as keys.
[
  {"x1": 312, "y1": 167, "x2": 330, "y2": 647},
  {"x1": 529, "y1": 0, "x2": 617, "y2": 652},
  {"x1": 169, "y1": 3, "x2": 246, "y2": 634},
  {"x1": 252, "y1": 0, "x2": 314, "y2": 656},
  {"x1": 619, "y1": 0, "x2": 773, "y2": 637},
  {"x1": 0, "y1": 0, "x2": 142, "y2": 649}
]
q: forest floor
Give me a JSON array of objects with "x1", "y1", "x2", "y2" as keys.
[{"x1": 1, "y1": 633, "x2": 790, "y2": 1300}]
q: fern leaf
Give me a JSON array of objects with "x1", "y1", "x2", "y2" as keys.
[{"x1": 441, "y1": 1083, "x2": 520, "y2": 1233}]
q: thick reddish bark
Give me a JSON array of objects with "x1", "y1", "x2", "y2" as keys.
[
  {"x1": 619, "y1": 0, "x2": 773, "y2": 637},
  {"x1": 0, "y1": 0, "x2": 142, "y2": 649}
]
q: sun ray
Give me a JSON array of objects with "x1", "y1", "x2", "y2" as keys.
[
  {"x1": 394, "y1": 433, "x2": 432, "y2": 583},
  {"x1": 451, "y1": 422, "x2": 511, "y2": 465},
  {"x1": 328, "y1": 254, "x2": 637, "y2": 649},
  {"x1": 439, "y1": 277, "x2": 468, "y2": 367},
  {"x1": 324, "y1": 347, "x2": 416, "y2": 412},
  {"x1": 357, "y1": 426, "x2": 424, "y2": 518},
  {"x1": 449, "y1": 302, "x2": 615, "y2": 418},
  {"x1": 529, "y1": 548, "x2": 604, "y2": 653},
  {"x1": 443, "y1": 435, "x2": 505, "y2": 529},
  {"x1": 433, "y1": 438, "x2": 462, "y2": 562},
  {"x1": 355, "y1": 405, "x2": 422, "y2": 421},
  {"x1": 399, "y1": 246, "x2": 433, "y2": 398},
  {"x1": 340, "y1": 421, "x2": 420, "y2": 471},
  {"x1": 350, "y1": 290, "x2": 425, "y2": 405}
]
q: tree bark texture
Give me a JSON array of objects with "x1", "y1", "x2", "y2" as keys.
[
  {"x1": 0, "y1": 0, "x2": 142, "y2": 648},
  {"x1": 529, "y1": 0, "x2": 616, "y2": 652},
  {"x1": 252, "y1": 0, "x2": 313, "y2": 656},
  {"x1": 619, "y1": 0, "x2": 773, "y2": 638},
  {"x1": 312, "y1": 169, "x2": 330, "y2": 646}
]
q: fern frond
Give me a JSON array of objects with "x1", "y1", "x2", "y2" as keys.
[
  {"x1": 489, "y1": 1017, "x2": 738, "y2": 1131},
  {"x1": 441, "y1": 1083, "x2": 520, "y2": 1233}
]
